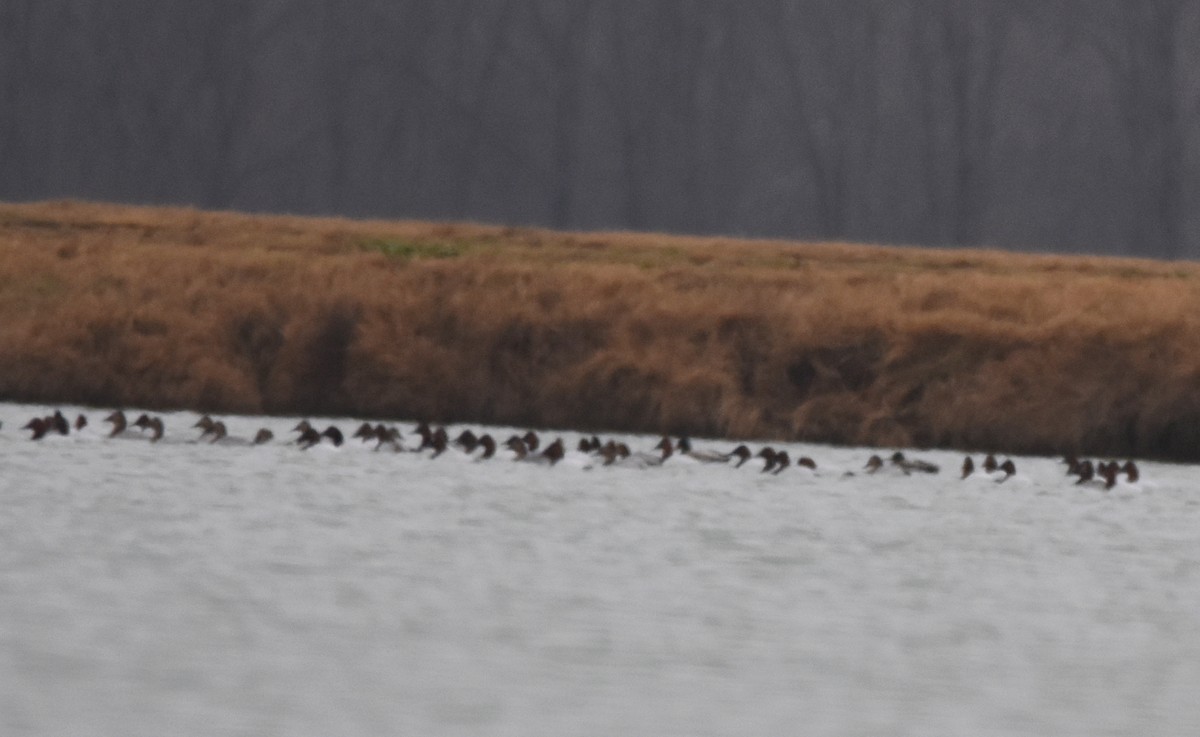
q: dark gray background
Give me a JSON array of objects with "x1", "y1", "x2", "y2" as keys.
[{"x1": 4, "y1": 2, "x2": 1198, "y2": 257}]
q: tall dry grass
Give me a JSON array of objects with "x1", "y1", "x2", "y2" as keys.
[{"x1": 3, "y1": 199, "x2": 1200, "y2": 459}]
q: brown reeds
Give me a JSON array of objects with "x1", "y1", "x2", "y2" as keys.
[{"x1": 3, "y1": 199, "x2": 1200, "y2": 460}]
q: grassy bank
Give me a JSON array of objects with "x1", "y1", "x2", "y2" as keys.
[{"x1": 2, "y1": 200, "x2": 1199, "y2": 460}]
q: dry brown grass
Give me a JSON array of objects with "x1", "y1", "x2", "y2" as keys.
[{"x1": 3, "y1": 199, "x2": 1200, "y2": 459}]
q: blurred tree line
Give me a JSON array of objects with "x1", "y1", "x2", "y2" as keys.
[{"x1": 2, "y1": 1, "x2": 1198, "y2": 257}]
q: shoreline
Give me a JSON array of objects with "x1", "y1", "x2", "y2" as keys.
[{"x1": 2, "y1": 200, "x2": 1198, "y2": 460}]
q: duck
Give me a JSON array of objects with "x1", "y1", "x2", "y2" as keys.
[
  {"x1": 427, "y1": 428, "x2": 448, "y2": 457},
  {"x1": 373, "y1": 426, "x2": 403, "y2": 451},
  {"x1": 205, "y1": 424, "x2": 268, "y2": 446},
  {"x1": 132, "y1": 413, "x2": 165, "y2": 442},
  {"x1": 323, "y1": 426, "x2": 345, "y2": 447},
  {"x1": 194, "y1": 415, "x2": 217, "y2": 439},
  {"x1": 47, "y1": 410, "x2": 69, "y2": 436},
  {"x1": 415, "y1": 424, "x2": 449, "y2": 456},
  {"x1": 193, "y1": 415, "x2": 221, "y2": 441},
  {"x1": 206, "y1": 421, "x2": 228, "y2": 443},
  {"x1": 598, "y1": 440, "x2": 658, "y2": 468},
  {"x1": 413, "y1": 421, "x2": 433, "y2": 449},
  {"x1": 104, "y1": 410, "x2": 128, "y2": 437},
  {"x1": 598, "y1": 440, "x2": 626, "y2": 466},
  {"x1": 994, "y1": 459, "x2": 1017, "y2": 483},
  {"x1": 1071, "y1": 459, "x2": 1093, "y2": 483},
  {"x1": 1072, "y1": 459, "x2": 1119, "y2": 489},
  {"x1": 293, "y1": 421, "x2": 343, "y2": 450},
  {"x1": 577, "y1": 435, "x2": 604, "y2": 454},
  {"x1": 1088, "y1": 460, "x2": 1142, "y2": 491},
  {"x1": 296, "y1": 425, "x2": 344, "y2": 450},
  {"x1": 27, "y1": 410, "x2": 70, "y2": 438},
  {"x1": 1122, "y1": 460, "x2": 1140, "y2": 484},
  {"x1": 891, "y1": 451, "x2": 939, "y2": 474},
  {"x1": 454, "y1": 429, "x2": 479, "y2": 453},
  {"x1": 22, "y1": 416, "x2": 53, "y2": 440},
  {"x1": 1089, "y1": 461, "x2": 1133, "y2": 491},
  {"x1": 522, "y1": 431, "x2": 540, "y2": 452},
  {"x1": 654, "y1": 435, "x2": 691, "y2": 464},
  {"x1": 675, "y1": 436, "x2": 737, "y2": 463},
  {"x1": 476, "y1": 434, "x2": 497, "y2": 460},
  {"x1": 541, "y1": 438, "x2": 566, "y2": 465},
  {"x1": 296, "y1": 426, "x2": 322, "y2": 449},
  {"x1": 503, "y1": 436, "x2": 528, "y2": 459},
  {"x1": 864, "y1": 453, "x2": 921, "y2": 475},
  {"x1": 1063, "y1": 455, "x2": 1082, "y2": 476},
  {"x1": 503, "y1": 436, "x2": 561, "y2": 465},
  {"x1": 729, "y1": 445, "x2": 753, "y2": 468},
  {"x1": 762, "y1": 449, "x2": 790, "y2": 475},
  {"x1": 961, "y1": 456, "x2": 975, "y2": 479},
  {"x1": 74, "y1": 414, "x2": 88, "y2": 431},
  {"x1": 1102, "y1": 463, "x2": 1121, "y2": 489},
  {"x1": 864, "y1": 455, "x2": 887, "y2": 474}
]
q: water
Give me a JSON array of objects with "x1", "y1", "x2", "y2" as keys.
[{"x1": 2, "y1": 404, "x2": 1199, "y2": 736}]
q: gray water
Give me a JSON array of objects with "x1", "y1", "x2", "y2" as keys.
[{"x1": 2, "y1": 406, "x2": 1199, "y2": 736}]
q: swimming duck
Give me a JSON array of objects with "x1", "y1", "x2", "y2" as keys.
[
  {"x1": 504, "y1": 436, "x2": 559, "y2": 465},
  {"x1": 891, "y1": 451, "x2": 939, "y2": 474},
  {"x1": 22, "y1": 417, "x2": 52, "y2": 440},
  {"x1": 48, "y1": 411, "x2": 69, "y2": 436},
  {"x1": 427, "y1": 428, "x2": 448, "y2": 457},
  {"x1": 598, "y1": 440, "x2": 621, "y2": 465},
  {"x1": 961, "y1": 456, "x2": 975, "y2": 479},
  {"x1": 454, "y1": 429, "x2": 479, "y2": 453},
  {"x1": 654, "y1": 436, "x2": 683, "y2": 463},
  {"x1": 104, "y1": 410, "x2": 128, "y2": 437},
  {"x1": 995, "y1": 459, "x2": 1016, "y2": 483},
  {"x1": 1122, "y1": 460, "x2": 1139, "y2": 483},
  {"x1": 194, "y1": 415, "x2": 223, "y2": 441},
  {"x1": 598, "y1": 440, "x2": 656, "y2": 467},
  {"x1": 253, "y1": 428, "x2": 274, "y2": 445},
  {"x1": 374, "y1": 426, "x2": 403, "y2": 451},
  {"x1": 541, "y1": 438, "x2": 565, "y2": 465},
  {"x1": 132, "y1": 414, "x2": 165, "y2": 442},
  {"x1": 1072, "y1": 460, "x2": 1095, "y2": 485},
  {"x1": 729, "y1": 445, "x2": 753, "y2": 468},
  {"x1": 674, "y1": 436, "x2": 736, "y2": 463},
  {"x1": 296, "y1": 426, "x2": 322, "y2": 449},
  {"x1": 1063, "y1": 455, "x2": 1082, "y2": 476},
  {"x1": 415, "y1": 425, "x2": 448, "y2": 456},
  {"x1": 522, "y1": 431, "x2": 540, "y2": 452},
  {"x1": 758, "y1": 447, "x2": 781, "y2": 473},
  {"x1": 295, "y1": 425, "x2": 343, "y2": 450}
]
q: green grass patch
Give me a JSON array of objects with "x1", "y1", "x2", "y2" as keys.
[{"x1": 360, "y1": 238, "x2": 473, "y2": 261}]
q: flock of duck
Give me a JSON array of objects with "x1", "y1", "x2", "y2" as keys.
[{"x1": 6, "y1": 408, "x2": 1143, "y2": 489}]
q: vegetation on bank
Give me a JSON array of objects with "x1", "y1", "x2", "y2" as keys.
[{"x1": 2, "y1": 200, "x2": 1200, "y2": 460}]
